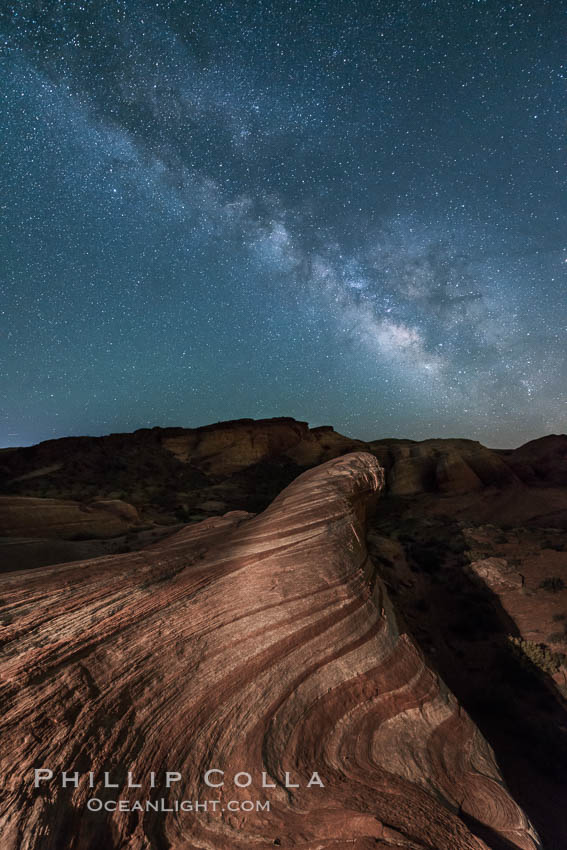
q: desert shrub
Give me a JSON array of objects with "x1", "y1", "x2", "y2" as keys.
[
  {"x1": 539, "y1": 577, "x2": 566, "y2": 593},
  {"x1": 507, "y1": 636, "x2": 565, "y2": 676},
  {"x1": 547, "y1": 631, "x2": 567, "y2": 644},
  {"x1": 547, "y1": 617, "x2": 567, "y2": 644},
  {"x1": 466, "y1": 549, "x2": 489, "y2": 563}
]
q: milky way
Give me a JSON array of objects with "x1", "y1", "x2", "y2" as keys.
[{"x1": 2, "y1": 1, "x2": 566, "y2": 447}]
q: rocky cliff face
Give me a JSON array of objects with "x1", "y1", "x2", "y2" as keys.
[
  {"x1": 0, "y1": 454, "x2": 540, "y2": 850},
  {"x1": 0, "y1": 417, "x2": 365, "y2": 487},
  {"x1": 499, "y1": 434, "x2": 567, "y2": 486},
  {"x1": 161, "y1": 417, "x2": 366, "y2": 473},
  {"x1": 3, "y1": 420, "x2": 566, "y2": 503},
  {"x1": 2, "y1": 420, "x2": 567, "y2": 573},
  {"x1": 369, "y1": 438, "x2": 521, "y2": 496},
  {"x1": 366, "y1": 509, "x2": 567, "y2": 850}
]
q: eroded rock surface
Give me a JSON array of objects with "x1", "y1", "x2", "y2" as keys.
[
  {"x1": 370, "y1": 438, "x2": 520, "y2": 497},
  {"x1": 0, "y1": 496, "x2": 141, "y2": 539},
  {"x1": 0, "y1": 454, "x2": 539, "y2": 850},
  {"x1": 2, "y1": 421, "x2": 567, "y2": 573},
  {"x1": 366, "y1": 513, "x2": 567, "y2": 850},
  {"x1": 467, "y1": 557, "x2": 525, "y2": 594}
]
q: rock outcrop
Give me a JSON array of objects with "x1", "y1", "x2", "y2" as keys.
[
  {"x1": 162, "y1": 417, "x2": 366, "y2": 474},
  {"x1": 500, "y1": 434, "x2": 567, "y2": 486},
  {"x1": 366, "y1": 511, "x2": 567, "y2": 850},
  {"x1": 0, "y1": 417, "x2": 365, "y2": 488},
  {"x1": 0, "y1": 454, "x2": 540, "y2": 850},
  {"x1": 1, "y1": 420, "x2": 566, "y2": 570},
  {"x1": 467, "y1": 557, "x2": 525, "y2": 594},
  {"x1": 369, "y1": 439, "x2": 520, "y2": 497},
  {"x1": 0, "y1": 496, "x2": 141, "y2": 540}
]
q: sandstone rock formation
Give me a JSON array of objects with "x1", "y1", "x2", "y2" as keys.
[
  {"x1": 369, "y1": 438, "x2": 520, "y2": 497},
  {"x1": 0, "y1": 417, "x2": 365, "y2": 489},
  {"x1": 366, "y1": 512, "x2": 567, "y2": 850},
  {"x1": 500, "y1": 434, "x2": 567, "y2": 486},
  {"x1": 1, "y1": 419, "x2": 567, "y2": 571},
  {"x1": 0, "y1": 496, "x2": 141, "y2": 539},
  {"x1": 466, "y1": 557, "x2": 524, "y2": 594},
  {"x1": 162, "y1": 417, "x2": 366, "y2": 474},
  {"x1": 2, "y1": 421, "x2": 566, "y2": 506},
  {"x1": 0, "y1": 454, "x2": 540, "y2": 850}
]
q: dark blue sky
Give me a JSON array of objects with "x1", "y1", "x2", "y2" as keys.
[{"x1": 2, "y1": 0, "x2": 566, "y2": 447}]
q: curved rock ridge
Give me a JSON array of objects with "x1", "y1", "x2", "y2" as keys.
[{"x1": 0, "y1": 453, "x2": 540, "y2": 850}]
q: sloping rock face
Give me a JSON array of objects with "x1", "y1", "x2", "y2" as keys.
[
  {"x1": 366, "y1": 512, "x2": 567, "y2": 850},
  {"x1": 369, "y1": 439, "x2": 520, "y2": 497},
  {"x1": 0, "y1": 496, "x2": 141, "y2": 539},
  {"x1": 0, "y1": 417, "x2": 365, "y2": 488},
  {"x1": 162, "y1": 418, "x2": 366, "y2": 474},
  {"x1": 2, "y1": 421, "x2": 567, "y2": 572},
  {"x1": 467, "y1": 557, "x2": 525, "y2": 594},
  {"x1": 0, "y1": 454, "x2": 539, "y2": 850},
  {"x1": 501, "y1": 435, "x2": 567, "y2": 486},
  {"x1": 2, "y1": 422, "x2": 565, "y2": 504}
]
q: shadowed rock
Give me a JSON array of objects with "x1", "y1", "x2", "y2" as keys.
[
  {"x1": 0, "y1": 496, "x2": 141, "y2": 540},
  {"x1": 2, "y1": 422, "x2": 567, "y2": 572},
  {"x1": 0, "y1": 454, "x2": 541, "y2": 849}
]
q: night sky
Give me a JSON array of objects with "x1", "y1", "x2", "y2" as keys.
[{"x1": 2, "y1": 1, "x2": 566, "y2": 448}]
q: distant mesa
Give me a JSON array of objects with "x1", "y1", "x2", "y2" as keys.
[{"x1": 1, "y1": 418, "x2": 566, "y2": 572}]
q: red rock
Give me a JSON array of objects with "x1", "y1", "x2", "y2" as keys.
[
  {"x1": 370, "y1": 438, "x2": 519, "y2": 496},
  {"x1": 0, "y1": 496, "x2": 141, "y2": 540},
  {"x1": 0, "y1": 454, "x2": 539, "y2": 849},
  {"x1": 501, "y1": 434, "x2": 567, "y2": 486},
  {"x1": 467, "y1": 557, "x2": 525, "y2": 593}
]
